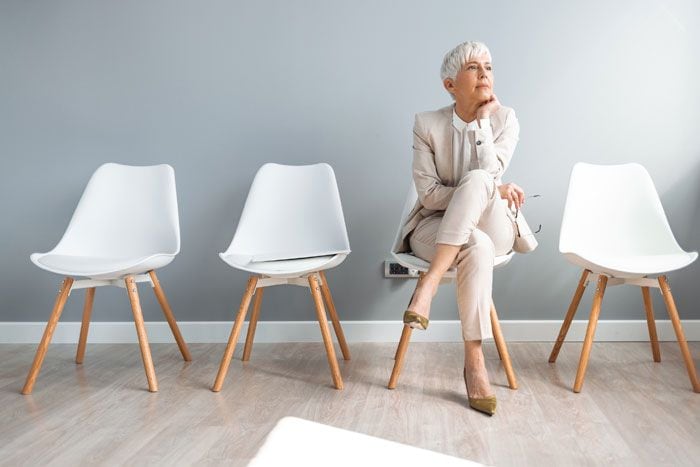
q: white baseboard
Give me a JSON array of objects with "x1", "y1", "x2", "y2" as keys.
[{"x1": 1, "y1": 320, "x2": 698, "y2": 344}]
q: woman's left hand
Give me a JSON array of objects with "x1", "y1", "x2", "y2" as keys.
[{"x1": 498, "y1": 182, "x2": 525, "y2": 210}]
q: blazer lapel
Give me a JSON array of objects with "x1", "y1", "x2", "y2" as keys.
[{"x1": 434, "y1": 105, "x2": 457, "y2": 186}]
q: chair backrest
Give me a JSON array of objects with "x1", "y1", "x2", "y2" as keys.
[
  {"x1": 222, "y1": 163, "x2": 350, "y2": 263},
  {"x1": 50, "y1": 163, "x2": 180, "y2": 258},
  {"x1": 559, "y1": 162, "x2": 683, "y2": 258},
  {"x1": 389, "y1": 181, "x2": 419, "y2": 258}
]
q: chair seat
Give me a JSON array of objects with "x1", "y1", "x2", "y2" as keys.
[
  {"x1": 563, "y1": 250, "x2": 698, "y2": 278},
  {"x1": 219, "y1": 253, "x2": 347, "y2": 277},
  {"x1": 30, "y1": 252, "x2": 176, "y2": 280},
  {"x1": 392, "y1": 251, "x2": 515, "y2": 277}
]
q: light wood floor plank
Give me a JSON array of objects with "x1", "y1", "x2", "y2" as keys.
[{"x1": 0, "y1": 342, "x2": 698, "y2": 466}]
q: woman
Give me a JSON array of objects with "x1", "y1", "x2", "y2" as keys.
[{"x1": 393, "y1": 41, "x2": 530, "y2": 415}]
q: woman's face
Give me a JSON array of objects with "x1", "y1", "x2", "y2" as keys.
[{"x1": 443, "y1": 54, "x2": 494, "y2": 105}]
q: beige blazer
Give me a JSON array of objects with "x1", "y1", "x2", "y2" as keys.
[{"x1": 393, "y1": 103, "x2": 520, "y2": 254}]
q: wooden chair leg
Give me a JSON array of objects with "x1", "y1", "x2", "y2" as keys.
[
  {"x1": 308, "y1": 274, "x2": 343, "y2": 390},
  {"x1": 641, "y1": 286, "x2": 661, "y2": 363},
  {"x1": 148, "y1": 270, "x2": 192, "y2": 362},
  {"x1": 394, "y1": 272, "x2": 424, "y2": 362},
  {"x1": 393, "y1": 342, "x2": 401, "y2": 361},
  {"x1": 494, "y1": 338, "x2": 503, "y2": 361},
  {"x1": 242, "y1": 287, "x2": 264, "y2": 362},
  {"x1": 75, "y1": 287, "x2": 95, "y2": 364},
  {"x1": 388, "y1": 325, "x2": 413, "y2": 389},
  {"x1": 125, "y1": 276, "x2": 158, "y2": 392},
  {"x1": 319, "y1": 271, "x2": 351, "y2": 361},
  {"x1": 490, "y1": 302, "x2": 518, "y2": 390},
  {"x1": 573, "y1": 275, "x2": 608, "y2": 393},
  {"x1": 549, "y1": 269, "x2": 590, "y2": 363},
  {"x1": 22, "y1": 277, "x2": 74, "y2": 395},
  {"x1": 212, "y1": 276, "x2": 258, "y2": 392},
  {"x1": 387, "y1": 324, "x2": 413, "y2": 389},
  {"x1": 658, "y1": 276, "x2": 700, "y2": 393}
]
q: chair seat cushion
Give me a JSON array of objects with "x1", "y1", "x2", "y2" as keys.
[
  {"x1": 219, "y1": 253, "x2": 347, "y2": 277},
  {"x1": 564, "y1": 250, "x2": 698, "y2": 277},
  {"x1": 30, "y1": 253, "x2": 175, "y2": 280},
  {"x1": 392, "y1": 252, "x2": 514, "y2": 277}
]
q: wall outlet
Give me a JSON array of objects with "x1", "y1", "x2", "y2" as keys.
[{"x1": 384, "y1": 260, "x2": 420, "y2": 278}]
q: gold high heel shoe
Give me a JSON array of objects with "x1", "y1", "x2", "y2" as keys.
[
  {"x1": 463, "y1": 368, "x2": 497, "y2": 416},
  {"x1": 403, "y1": 310, "x2": 429, "y2": 330},
  {"x1": 402, "y1": 280, "x2": 429, "y2": 330}
]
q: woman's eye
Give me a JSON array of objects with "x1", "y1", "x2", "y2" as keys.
[
  {"x1": 467, "y1": 65, "x2": 477, "y2": 70},
  {"x1": 486, "y1": 66, "x2": 492, "y2": 71}
]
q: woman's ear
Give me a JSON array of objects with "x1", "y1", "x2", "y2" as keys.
[{"x1": 443, "y1": 78, "x2": 455, "y2": 96}]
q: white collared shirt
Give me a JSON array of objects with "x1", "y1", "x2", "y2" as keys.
[{"x1": 452, "y1": 109, "x2": 498, "y2": 181}]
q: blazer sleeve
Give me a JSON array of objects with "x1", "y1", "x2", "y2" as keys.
[
  {"x1": 472, "y1": 107, "x2": 520, "y2": 180},
  {"x1": 412, "y1": 113, "x2": 455, "y2": 210}
]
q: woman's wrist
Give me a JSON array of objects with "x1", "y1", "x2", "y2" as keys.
[{"x1": 476, "y1": 115, "x2": 490, "y2": 128}]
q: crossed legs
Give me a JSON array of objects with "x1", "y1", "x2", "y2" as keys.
[{"x1": 407, "y1": 170, "x2": 515, "y2": 398}]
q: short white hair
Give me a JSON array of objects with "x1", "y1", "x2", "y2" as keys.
[{"x1": 440, "y1": 41, "x2": 492, "y2": 81}]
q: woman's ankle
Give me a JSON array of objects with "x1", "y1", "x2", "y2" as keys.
[
  {"x1": 417, "y1": 274, "x2": 440, "y2": 295},
  {"x1": 464, "y1": 339, "x2": 483, "y2": 352},
  {"x1": 464, "y1": 340, "x2": 485, "y2": 367}
]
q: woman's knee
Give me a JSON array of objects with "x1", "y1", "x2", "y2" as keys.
[
  {"x1": 457, "y1": 169, "x2": 491, "y2": 187},
  {"x1": 452, "y1": 170, "x2": 494, "y2": 201}
]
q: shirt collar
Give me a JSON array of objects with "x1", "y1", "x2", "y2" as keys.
[{"x1": 452, "y1": 107, "x2": 476, "y2": 131}]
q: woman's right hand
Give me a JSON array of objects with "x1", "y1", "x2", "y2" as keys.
[
  {"x1": 498, "y1": 182, "x2": 525, "y2": 210},
  {"x1": 476, "y1": 94, "x2": 501, "y2": 120}
]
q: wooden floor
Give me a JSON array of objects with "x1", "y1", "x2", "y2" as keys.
[{"x1": 1, "y1": 341, "x2": 699, "y2": 466}]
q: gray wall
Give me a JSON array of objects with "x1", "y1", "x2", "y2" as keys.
[{"x1": 1, "y1": 0, "x2": 698, "y2": 324}]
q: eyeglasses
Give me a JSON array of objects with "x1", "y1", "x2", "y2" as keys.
[{"x1": 515, "y1": 194, "x2": 542, "y2": 236}]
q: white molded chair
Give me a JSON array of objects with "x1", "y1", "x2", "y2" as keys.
[
  {"x1": 212, "y1": 163, "x2": 351, "y2": 392},
  {"x1": 387, "y1": 181, "x2": 518, "y2": 391},
  {"x1": 549, "y1": 162, "x2": 699, "y2": 393},
  {"x1": 23, "y1": 163, "x2": 191, "y2": 394}
]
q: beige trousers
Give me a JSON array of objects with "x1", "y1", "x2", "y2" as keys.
[{"x1": 409, "y1": 170, "x2": 516, "y2": 341}]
